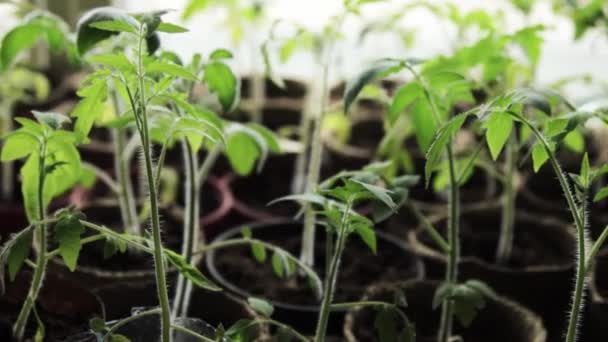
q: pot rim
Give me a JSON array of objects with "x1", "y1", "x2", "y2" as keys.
[
  {"x1": 205, "y1": 219, "x2": 425, "y2": 313},
  {"x1": 343, "y1": 279, "x2": 547, "y2": 342},
  {"x1": 409, "y1": 200, "x2": 576, "y2": 273}
]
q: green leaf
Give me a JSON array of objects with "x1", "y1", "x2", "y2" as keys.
[
  {"x1": 182, "y1": 0, "x2": 211, "y2": 20},
  {"x1": 146, "y1": 60, "x2": 197, "y2": 80},
  {"x1": 0, "y1": 226, "x2": 34, "y2": 293},
  {"x1": 271, "y1": 250, "x2": 294, "y2": 279},
  {"x1": 32, "y1": 111, "x2": 70, "y2": 130},
  {"x1": 425, "y1": 114, "x2": 468, "y2": 187},
  {"x1": 204, "y1": 61, "x2": 239, "y2": 112},
  {"x1": 485, "y1": 112, "x2": 513, "y2": 160},
  {"x1": 156, "y1": 22, "x2": 189, "y2": 33},
  {"x1": 1, "y1": 132, "x2": 38, "y2": 161},
  {"x1": 374, "y1": 307, "x2": 399, "y2": 342},
  {"x1": 344, "y1": 59, "x2": 403, "y2": 114},
  {"x1": 531, "y1": 142, "x2": 549, "y2": 173},
  {"x1": 210, "y1": 48, "x2": 233, "y2": 60},
  {"x1": 354, "y1": 223, "x2": 377, "y2": 253},
  {"x1": 388, "y1": 82, "x2": 423, "y2": 125},
  {"x1": 88, "y1": 53, "x2": 134, "y2": 71},
  {"x1": 89, "y1": 20, "x2": 137, "y2": 34},
  {"x1": 350, "y1": 179, "x2": 396, "y2": 210},
  {"x1": 8, "y1": 229, "x2": 32, "y2": 282},
  {"x1": 247, "y1": 297, "x2": 274, "y2": 317},
  {"x1": 164, "y1": 249, "x2": 221, "y2": 291},
  {"x1": 55, "y1": 215, "x2": 85, "y2": 271},
  {"x1": 89, "y1": 317, "x2": 106, "y2": 333},
  {"x1": 1, "y1": 13, "x2": 70, "y2": 69},
  {"x1": 411, "y1": 98, "x2": 438, "y2": 153},
  {"x1": 241, "y1": 227, "x2": 266, "y2": 262},
  {"x1": 225, "y1": 132, "x2": 260, "y2": 176},
  {"x1": 110, "y1": 335, "x2": 131, "y2": 342},
  {"x1": 21, "y1": 153, "x2": 40, "y2": 222},
  {"x1": 564, "y1": 130, "x2": 584, "y2": 153},
  {"x1": 72, "y1": 78, "x2": 108, "y2": 141},
  {"x1": 76, "y1": 7, "x2": 139, "y2": 55},
  {"x1": 594, "y1": 187, "x2": 608, "y2": 202}
]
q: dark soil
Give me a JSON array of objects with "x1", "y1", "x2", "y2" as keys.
[{"x1": 210, "y1": 222, "x2": 421, "y2": 307}]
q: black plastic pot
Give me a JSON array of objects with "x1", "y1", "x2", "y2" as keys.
[
  {"x1": 409, "y1": 202, "x2": 576, "y2": 341},
  {"x1": 205, "y1": 219, "x2": 424, "y2": 335},
  {"x1": 343, "y1": 280, "x2": 547, "y2": 342}
]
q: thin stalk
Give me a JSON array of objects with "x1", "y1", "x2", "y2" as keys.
[
  {"x1": 110, "y1": 88, "x2": 140, "y2": 235},
  {"x1": 250, "y1": 72, "x2": 266, "y2": 123},
  {"x1": 13, "y1": 144, "x2": 47, "y2": 341},
  {"x1": 46, "y1": 234, "x2": 105, "y2": 259},
  {"x1": 437, "y1": 144, "x2": 459, "y2": 342},
  {"x1": 135, "y1": 23, "x2": 172, "y2": 342},
  {"x1": 405, "y1": 63, "x2": 460, "y2": 342},
  {"x1": 81, "y1": 220, "x2": 153, "y2": 254},
  {"x1": 300, "y1": 15, "x2": 345, "y2": 267},
  {"x1": 496, "y1": 134, "x2": 516, "y2": 264},
  {"x1": 510, "y1": 112, "x2": 585, "y2": 342},
  {"x1": 566, "y1": 187, "x2": 587, "y2": 342},
  {"x1": 172, "y1": 140, "x2": 201, "y2": 319},
  {"x1": 314, "y1": 199, "x2": 353, "y2": 342}
]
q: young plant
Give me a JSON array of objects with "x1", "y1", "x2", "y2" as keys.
[
  {"x1": 272, "y1": 162, "x2": 414, "y2": 341},
  {"x1": 0, "y1": 111, "x2": 88, "y2": 340},
  {"x1": 0, "y1": 8, "x2": 73, "y2": 202},
  {"x1": 453, "y1": 88, "x2": 608, "y2": 342},
  {"x1": 73, "y1": 9, "x2": 202, "y2": 340}
]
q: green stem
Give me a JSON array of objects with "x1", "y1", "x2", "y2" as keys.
[
  {"x1": 81, "y1": 220, "x2": 153, "y2": 254},
  {"x1": 496, "y1": 134, "x2": 516, "y2": 264},
  {"x1": 255, "y1": 319, "x2": 310, "y2": 342},
  {"x1": 405, "y1": 62, "x2": 459, "y2": 342},
  {"x1": 291, "y1": 91, "x2": 313, "y2": 194},
  {"x1": 196, "y1": 144, "x2": 221, "y2": 185},
  {"x1": 300, "y1": 13, "x2": 346, "y2": 267},
  {"x1": 437, "y1": 144, "x2": 459, "y2": 342},
  {"x1": 13, "y1": 144, "x2": 47, "y2": 341},
  {"x1": 172, "y1": 140, "x2": 201, "y2": 319},
  {"x1": 46, "y1": 234, "x2": 105, "y2": 259},
  {"x1": 110, "y1": 88, "x2": 140, "y2": 235},
  {"x1": 135, "y1": 23, "x2": 171, "y2": 342},
  {"x1": 314, "y1": 199, "x2": 352, "y2": 342},
  {"x1": 509, "y1": 112, "x2": 585, "y2": 342}
]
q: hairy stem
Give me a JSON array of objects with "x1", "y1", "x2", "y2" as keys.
[
  {"x1": 135, "y1": 24, "x2": 171, "y2": 342},
  {"x1": 496, "y1": 134, "x2": 516, "y2": 264},
  {"x1": 314, "y1": 199, "x2": 352, "y2": 342},
  {"x1": 172, "y1": 140, "x2": 201, "y2": 318},
  {"x1": 13, "y1": 145, "x2": 47, "y2": 341}
]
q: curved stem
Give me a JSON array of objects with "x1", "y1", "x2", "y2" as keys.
[
  {"x1": 586, "y1": 225, "x2": 608, "y2": 272},
  {"x1": 406, "y1": 202, "x2": 450, "y2": 253},
  {"x1": 193, "y1": 238, "x2": 322, "y2": 298},
  {"x1": 81, "y1": 220, "x2": 153, "y2": 254},
  {"x1": 508, "y1": 111, "x2": 585, "y2": 342},
  {"x1": 13, "y1": 146, "x2": 47, "y2": 341}
]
